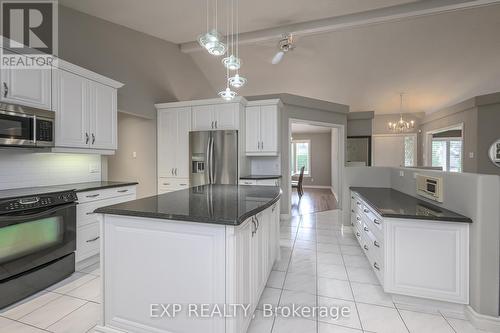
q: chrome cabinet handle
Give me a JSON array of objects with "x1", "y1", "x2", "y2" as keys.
[
  {"x1": 251, "y1": 218, "x2": 257, "y2": 237},
  {"x1": 179, "y1": 183, "x2": 187, "y2": 186},
  {"x1": 363, "y1": 227, "x2": 369, "y2": 232},
  {"x1": 356, "y1": 232, "x2": 360, "y2": 237},
  {"x1": 364, "y1": 245, "x2": 369, "y2": 251},
  {"x1": 351, "y1": 209, "x2": 355, "y2": 213},
  {"x1": 175, "y1": 168, "x2": 178, "y2": 176},
  {"x1": 163, "y1": 183, "x2": 171, "y2": 186},
  {"x1": 211, "y1": 121, "x2": 214, "y2": 128},
  {"x1": 373, "y1": 262, "x2": 380, "y2": 271},
  {"x1": 171, "y1": 168, "x2": 174, "y2": 175},
  {"x1": 85, "y1": 132, "x2": 89, "y2": 144},
  {"x1": 255, "y1": 216, "x2": 260, "y2": 230},
  {"x1": 86, "y1": 236, "x2": 100, "y2": 243},
  {"x1": 356, "y1": 202, "x2": 361, "y2": 206},
  {"x1": 374, "y1": 241, "x2": 380, "y2": 248},
  {"x1": 92, "y1": 133, "x2": 95, "y2": 144},
  {"x1": 356, "y1": 217, "x2": 361, "y2": 221},
  {"x1": 3, "y1": 82, "x2": 8, "y2": 97},
  {"x1": 373, "y1": 219, "x2": 380, "y2": 225},
  {"x1": 86, "y1": 212, "x2": 96, "y2": 215},
  {"x1": 117, "y1": 189, "x2": 129, "y2": 193},
  {"x1": 86, "y1": 194, "x2": 100, "y2": 198},
  {"x1": 351, "y1": 196, "x2": 355, "y2": 199},
  {"x1": 363, "y1": 209, "x2": 369, "y2": 213},
  {"x1": 215, "y1": 120, "x2": 217, "y2": 128}
]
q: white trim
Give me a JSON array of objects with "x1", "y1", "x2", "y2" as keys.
[
  {"x1": 287, "y1": 119, "x2": 345, "y2": 216},
  {"x1": 423, "y1": 122, "x2": 464, "y2": 170},
  {"x1": 155, "y1": 96, "x2": 247, "y2": 109},
  {"x1": 246, "y1": 99, "x2": 283, "y2": 108},
  {"x1": 56, "y1": 59, "x2": 124, "y2": 89},
  {"x1": 302, "y1": 185, "x2": 331, "y2": 189},
  {"x1": 50, "y1": 147, "x2": 115, "y2": 155},
  {"x1": 372, "y1": 133, "x2": 418, "y2": 167},
  {"x1": 465, "y1": 306, "x2": 500, "y2": 333}
]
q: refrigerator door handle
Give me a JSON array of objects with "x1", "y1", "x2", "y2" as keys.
[
  {"x1": 206, "y1": 135, "x2": 212, "y2": 184},
  {"x1": 210, "y1": 135, "x2": 216, "y2": 184}
]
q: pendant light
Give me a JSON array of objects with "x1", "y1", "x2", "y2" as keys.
[
  {"x1": 219, "y1": 66, "x2": 237, "y2": 100},
  {"x1": 227, "y1": 0, "x2": 246, "y2": 88},
  {"x1": 198, "y1": 0, "x2": 226, "y2": 56},
  {"x1": 388, "y1": 93, "x2": 415, "y2": 132}
]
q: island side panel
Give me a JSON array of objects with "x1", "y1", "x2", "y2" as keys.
[{"x1": 101, "y1": 214, "x2": 226, "y2": 333}]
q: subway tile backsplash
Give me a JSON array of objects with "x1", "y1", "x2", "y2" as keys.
[{"x1": 0, "y1": 151, "x2": 101, "y2": 190}]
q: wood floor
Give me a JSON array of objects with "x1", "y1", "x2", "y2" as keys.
[{"x1": 291, "y1": 187, "x2": 338, "y2": 216}]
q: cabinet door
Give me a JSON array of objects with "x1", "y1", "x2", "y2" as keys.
[
  {"x1": 158, "y1": 110, "x2": 178, "y2": 177},
  {"x1": 260, "y1": 105, "x2": 279, "y2": 154},
  {"x1": 176, "y1": 108, "x2": 191, "y2": 178},
  {"x1": 192, "y1": 105, "x2": 214, "y2": 131},
  {"x1": 213, "y1": 103, "x2": 238, "y2": 130},
  {"x1": 89, "y1": 81, "x2": 117, "y2": 149},
  {"x1": 1, "y1": 63, "x2": 51, "y2": 110},
  {"x1": 245, "y1": 106, "x2": 261, "y2": 154},
  {"x1": 54, "y1": 69, "x2": 90, "y2": 148}
]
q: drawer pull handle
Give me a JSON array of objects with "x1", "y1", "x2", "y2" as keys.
[
  {"x1": 356, "y1": 202, "x2": 361, "y2": 206},
  {"x1": 373, "y1": 262, "x2": 380, "y2": 271},
  {"x1": 356, "y1": 232, "x2": 360, "y2": 237},
  {"x1": 373, "y1": 219, "x2": 380, "y2": 225},
  {"x1": 363, "y1": 245, "x2": 369, "y2": 251},
  {"x1": 351, "y1": 222, "x2": 354, "y2": 226},
  {"x1": 363, "y1": 209, "x2": 369, "y2": 213},
  {"x1": 179, "y1": 184, "x2": 187, "y2": 186},
  {"x1": 356, "y1": 217, "x2": 361, "y2": 221},
  {"x1": 117, "y1": 189, "x2": 129, "y2": 193},
  {"x1": 351, "y1": 209, "x2": 355, "y2": 213},
  {"x1": 363, "y1": 227, "x2": 369, "y2": 232},
  {"x1": 374, "y1": 241, "x2": 380, "y2": 248},
  {"x1": 86, "y1": 212, "x2": 96, "y2": 216},
  {"x1": 86, "y1": 194, "x2": 100, "y2": 198},
  {"x1": 163, "y1": 183, "x2": 171, "y2": 186},
  {"x1": 351, "y1": 196, "x2": 355, "y2": 199},
  {"x1": 86, "y1": 236, "x2": 100, "y2": 243}
]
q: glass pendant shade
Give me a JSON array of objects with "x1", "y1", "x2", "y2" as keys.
[
  {"x1": 228, "y1": 74, "x2": 246, "y2": 88},
  {"x1": 198, "y1": 30, "x2": 227, "y2": 56},
  {"x1": 218, "y1": 87, "x2": 237, "y2": 100},
  {"x1": 222, "y1": 54, "x2": 241, "y2": 70}
]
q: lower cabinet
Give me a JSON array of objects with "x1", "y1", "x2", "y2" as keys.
[
  {"x1": 351, "y1": 191, "x2": 469, "y2": 305},
  {"x1": 99, "y1": 199, "x2": 280, "y2": 333},
  {"x1": 239, "y1": 178, "x2": 281, "y2": 187},
  {"x1": 76, "y1": 185, "x2": 136, "y2": 263},
  {"x1": 157, "y1": 177, "x2": 190, "y2": 194}
]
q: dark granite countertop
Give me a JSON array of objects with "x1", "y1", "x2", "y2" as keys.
[
  {"x1": 350, "y1": 187, "x2": 472, "y2": 223},
  {"x1": 95, "y1": 184, "x2": 281, "y2": 226},
  {"x1": 240, "y1": 175, "x2": 282, "y2": 180},
  {"x1": 0, "y1": 181, "x2": 138, "y2": 200}
]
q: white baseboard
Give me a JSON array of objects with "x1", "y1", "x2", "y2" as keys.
[
  {"x1": 75, "y1": 254, "x2": 99, "y2": 271},
  {"x1": 392, "y1": 294, "x2": 466, "y2": 319},
  {"x1": 302, "y1": 185, "x2": 331, "y2": 189},
  {"x1": 465, "y1": 305, "x2": 500, "y2": 332}
]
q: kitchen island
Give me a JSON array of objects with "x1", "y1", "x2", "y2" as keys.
[{"x1": 94, "y1": 184, "x2": 281, "y2": 333}]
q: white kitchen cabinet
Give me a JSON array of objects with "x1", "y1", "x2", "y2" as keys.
[
  {"x1": 157, "y1": 177, "x2": 190, "y2": 194},
  {"x1": 239, "y1": 178, "x2": 281, "y2": 187},
  {"x1": 53, "y1": 62, "x2": 122, "y2": 152},
  {"x1": 0, "y1": 60, "x2": 52, "y2": 110},
  {"x1": 98, "y1": 199, "x2": 280, "y2": 333},
  {"x1": 157, "y1": 107, "x2": 192, "y2": 178},
  {"x1": 350, "y1": 191, "x2": 469, "y2": 305},
  {"x1": 245, "y1": 100, "x2": 281, "y2": 156},
  {"x1": 192, "y1": 103, "x2": 239, "y2": 131},
  {"x1": 76, "y1": 185, "x2": 136, "y2": 265}
]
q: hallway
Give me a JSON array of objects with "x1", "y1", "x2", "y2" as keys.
[{"x1": 291, "y1": 188, "x2": 338, "y2": 217}]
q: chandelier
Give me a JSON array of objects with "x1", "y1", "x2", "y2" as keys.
[{"x1": 388, "y1": 93, "x2": 415, "y2": 132}]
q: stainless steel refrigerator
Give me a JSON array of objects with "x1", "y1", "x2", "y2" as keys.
[{"x1": 189, "y1": 130, "x2": 238, "y2": 186}]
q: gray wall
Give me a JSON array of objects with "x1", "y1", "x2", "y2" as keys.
[
  {"x1": 291, "y1": 132, "x2": 331, "y2": 187},
  {"x1": 347, "y1": 111, "x2": 374, "y2": 136},
  {"x1": 343, "y1": 166, "x2": 500, "y2": 318},
  {"x1": 475, "y1": 103, "x2": 500, "y2": 175},
  {"x1": 58, "y1": 6, "x2": 214, "y2": 119}
]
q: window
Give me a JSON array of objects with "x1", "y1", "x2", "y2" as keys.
[
  {"x1": 291, "y1": 140, "x2": 310, "y2": 175},
  {"x1": 404, "y1": 136, "x2": 416, "y2": 167},
  {"x1": 432, "y1": 138, "x2": 462, "y2": 172}
]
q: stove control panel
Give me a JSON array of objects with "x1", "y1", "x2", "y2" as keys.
[{"x1": 0, "y1": 191, "x2": 78, "y2": 214}]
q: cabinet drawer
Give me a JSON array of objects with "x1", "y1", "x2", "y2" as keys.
[
  {"x1": 77, "y1": 194, "x2": 135, "y2": 227},
  {"x1": 239, "y1": 179, "x2": 257, "y2": 185},
  {"x1": 256, "y1": 179, "x2": 280, "y2": 186},
  {"x1": 361, "y1": 222, "x2": 383, "y2": 262},
  {"x1": 158, "y1": 178, "x2": 189, "y2": 193},
  {"x1": 361, "y1": 204, "x2": 382, "y2": 231},
  {"x1": 76, "y1": 222, "x2": 100, "y2": 262},
  {"x1": 77, "y1": 186, "x2": 136, "y2": 204}
]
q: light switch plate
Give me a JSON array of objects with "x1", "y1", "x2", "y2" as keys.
[
  {"x1": 399, "y1": 170, "x2": 405, "y2": 177},
  {"x1": 469, "y1": 152, "x2": 474, "y2": 158}
]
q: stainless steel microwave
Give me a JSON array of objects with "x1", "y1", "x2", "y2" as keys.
[{"x1": 0, "y1": 103, "x2": 54, "y2": 148}]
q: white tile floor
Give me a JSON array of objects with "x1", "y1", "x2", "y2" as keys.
[{"x1": 0, "y1": 209, "x2": 491, "y2": 333}]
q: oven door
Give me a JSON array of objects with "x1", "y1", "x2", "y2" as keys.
[
  {"x1": 0, "y1": 110, "x2": 35, "y2": 146},
  {"x1": 0, "y1": 203, "x2": 76, "y2": 281}
]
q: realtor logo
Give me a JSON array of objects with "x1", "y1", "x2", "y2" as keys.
[{"x1": 1, "y1": 0, "x2": 58, "y2": 69}]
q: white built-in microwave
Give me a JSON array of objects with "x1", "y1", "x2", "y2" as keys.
[{"x1": 416, "y1": 174, "x2": 443, "y2": 202}]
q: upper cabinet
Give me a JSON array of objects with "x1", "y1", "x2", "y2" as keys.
[
  {"x1": 245, "y1": 100, "x2": 281, "y2": 156},
  {"x1": 0, "y1": 61, "x2": 52, "y2": 110},
  {"x1": 192, "y1": 102, "x2": 240, "y2": 131},
  {"x1": 52, "y1": 61, "x2": 122, "y2": 153}
]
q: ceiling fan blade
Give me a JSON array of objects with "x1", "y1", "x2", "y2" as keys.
[{"x1": 271, "y1": 51, "x2": 284, "y2": 64}]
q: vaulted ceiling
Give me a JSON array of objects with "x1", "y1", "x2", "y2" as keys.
[{"x1": 60, "y1": 0, "x2": 500, "y2": 114}]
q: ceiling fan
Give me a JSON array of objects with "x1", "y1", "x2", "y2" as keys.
[{"x1": 271, "y1": 33, "x2": 294, "y2": 64}]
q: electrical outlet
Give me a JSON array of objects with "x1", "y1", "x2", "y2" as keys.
[
  {"x1": 469, "y1": 152, "x2": 474, "y2": 159},
  {"x1": 399, "y1": 170, "x2": 405, "y2": 177},
  {"x1": 132, "y1": 151, "x2": 137, "y2": 159},
  {"x1": 89, "y1": 163, "x2": 100, "y2": 173}
]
